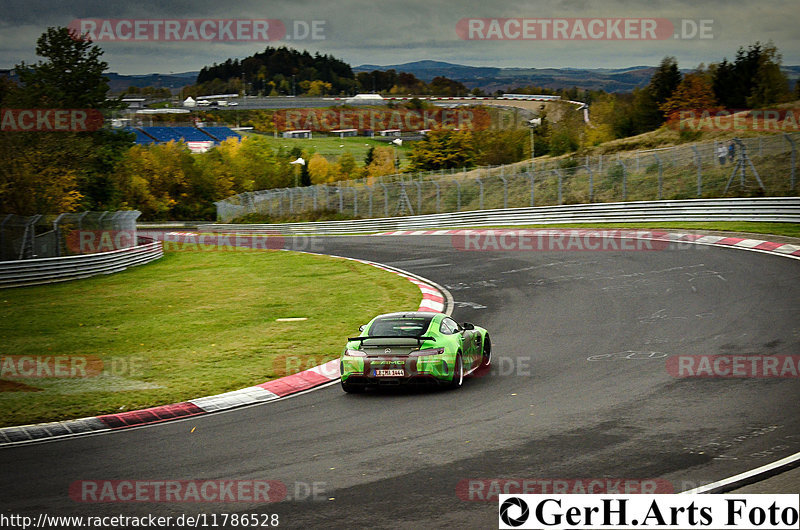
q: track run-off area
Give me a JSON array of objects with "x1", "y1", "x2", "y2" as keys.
[{"x1": 1, "y1": 232, "x2": 799, "y2": 529}]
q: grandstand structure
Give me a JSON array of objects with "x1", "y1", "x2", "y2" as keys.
[{"x1": 123, "y1": 126, "x2": 241, "y2": 152}]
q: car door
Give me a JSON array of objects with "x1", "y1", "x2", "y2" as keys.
[{"x1": 441, "y1": 317, "x2": 478, "y2": 371}]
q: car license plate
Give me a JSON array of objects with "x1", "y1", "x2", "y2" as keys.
[{"x1": 374, "y1": 369, "x2": 404, "y2": 377}]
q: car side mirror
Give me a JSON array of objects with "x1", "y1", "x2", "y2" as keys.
[
  {"x1": 461, "y1": 322, "x2": 475, "y2": 331},
  {"x1": 359, "y1": 325, "x2": 365, "y2": 332}
]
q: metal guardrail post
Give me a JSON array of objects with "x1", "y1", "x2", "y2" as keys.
[
  {"x1": 0, "y1": 215, "x2": 10, "y2": 261},
  {"x1": 414, "y1": 181, "x2": 422, "y2": 215},
  {"x1": 499, "y1": 174, "x2": 508, "y2": 209},
  {"x1": 691, "y1": 146, "x2": 702, "y2": 198},
  {"x1": 76, "y1": 211, "x2": 89, "y2": 231},
  {"x1": 651, "y1": 154, "x2": 662, "y2": 200},
  {"x1": 475, "y1": 177, "x2": 484, "y2": 210},
  {"x1": 21, "y1": 215, "x2": 42, "y2": 260},
  {"x1": 52, "y1": 213, "x2": 67, "y2": 257},
  {"x1": 585, "y1": 165, "x2": 594, "y2": 203},
  {"x1": 785, "y1": 133, "x2": 796, "y2": 191},
  {"x1": 551, "y1": 169, "x2": 563, "y2": 205},
  {"x1": 352, "y1": 187, "x2": 358, "y2": 217},
  {"x1": 455, "y1": 180, "x2": 461, "y2": 211},
  {"x1": 268, "y1": 191, "x2": 274, "y2": 217},
  {"x1": 289, "y1": 188, "x2": 294, "y2": 213},
  {"x1": 432, "y1": 180, "x2": 441, "y2": 213},
  {"x1": 616, "y1": 161, "x2": 628, "y2": 201},
  {"x1": 526, "y1": 172, "x2": 535, "y2": 207},
  {"x1": 338, "y1": 182, "x2": 344, "y2": 214},
  {"x1": 378, "y1": 183, "x2": 389, "y2": 217}
]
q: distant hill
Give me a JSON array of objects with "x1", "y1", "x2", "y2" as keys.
[
  {"x1": 105, "y1": 72, "x2": 198, "y2": 93},
  {"x1": 355, "y1": 60, "x2": 800, "y2": 94},
  {"x1": 101, "y1": 61, "x2": 800, "y2": 95}
]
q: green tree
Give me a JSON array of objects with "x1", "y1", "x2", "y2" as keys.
[
  {"x1": 409, "y1": 131, "x2": 476, "y2": 171},
  {"x1": 747, "y1": 42, "x2": 791, "y2": 107},
  {"x1": 649, "y1": 56, "x2": 682, "y2": 108},
  {"x1": 1, "y1": 27, "x2": 132, "y2": 214},
  {"x1": 335, "y1": 151, "x2": 358, "y2": 180},
  {"x1": 13, "y1": 27, "x2": 117, "y2": 109}
]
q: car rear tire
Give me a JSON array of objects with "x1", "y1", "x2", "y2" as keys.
[
  {"x1": 449, "y1": 353, "x2": 464, "y2": 389},
  {"x1": 480, "y1": 334, "x2": 492, "y2": 368}
]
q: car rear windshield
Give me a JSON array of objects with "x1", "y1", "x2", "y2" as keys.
[{"x1": 368, "y1": 316, "x2": 433, "y2": 337}]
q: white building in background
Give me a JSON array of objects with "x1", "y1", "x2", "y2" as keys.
[
  {"x1": 282, "y1": 129, "x2": 312, "y2": 139},
  {"x1": 121, "y1": 97, "x2": 146, "y2": 109},
  {"x1": 345, "y1": 93, "x2": 385, "y2": 105}
]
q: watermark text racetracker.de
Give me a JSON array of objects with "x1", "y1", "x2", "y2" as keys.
[
  {"x1": 68, "y1": 19, "x2": 326, "y2": 41},
  {"x1": 668, "y1": 108, "x2": 800, "y2": 133},
  {"x1": 139, "y1": 231, "x2": 324, "y2": 253},
  {"x1": 667, "y1": 355, "x2": 800, "y2": 378},
  {"x1": 458, "y1": 478, "x2": 674, "y2": 502},
  {"x1": 274, "y1": 108, "x2": 492, "y2": 133},
  {"x1": 1, "y1": 108, "x2": 104, "y2": 132},
  {"x1": 69, "y1": 479, "x2": 327, "y2": 503},
  {"x1": 0, "y1": 355, "x2": 147, "y2": 379},
  {"x1": 451, "y1": 229, "x2": 701, "y2": 252},
  {"x1": 457, "y1": 18, "x2": 713, "y2": 40}
]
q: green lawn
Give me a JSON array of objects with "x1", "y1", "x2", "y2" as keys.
[
  {"x1": 242, "y1": 132, "x2": 412, "y2": 166},
  {"x1": 0, "y1": 251, "x2": 421, "y2": 427}
]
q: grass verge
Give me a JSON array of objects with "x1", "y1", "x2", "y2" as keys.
[{"x1": 0, "y1": 250, "x2": 421, "y2": 427}]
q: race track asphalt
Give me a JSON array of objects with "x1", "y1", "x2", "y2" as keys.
[{"x1": 1, "y1": 235, "x2": 798, "y2": 529}]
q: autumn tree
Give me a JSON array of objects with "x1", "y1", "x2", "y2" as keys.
[
  {"x1": 1, "y1": 27, "x2": 132, "y2": 215},
  {"x1": 409, "y1": 131, "x2": 476, "y2": 171},
  {"x1": 0, "y1": 133, "x2": 86, "y2": 214},
  {"x1": 113, "y1": 142, "x2": 199, "y2": 220},
  {"x1": 333, "y1": 151, "x2": 358, "y2": 180},
  {"x1": 585, "y1": 94, "x2": 618, "y2": 145},
  {"x1": 365, "y1": 146, "x2": 398, "y2": 179},
  {"x1": 660, "y1": 72, "x2": 720, "y2": 118},
  {"x1": 307, "y1": 153, "x2": 332, "y2": 184}
]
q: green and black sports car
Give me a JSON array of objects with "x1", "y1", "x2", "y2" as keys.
[{"x1": 340, "y1": 311, "x2": 491, "y2": 392}]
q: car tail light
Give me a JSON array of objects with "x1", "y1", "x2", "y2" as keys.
[{"x1": 409, "y1": 348, "x2": 445, "y2": 357}]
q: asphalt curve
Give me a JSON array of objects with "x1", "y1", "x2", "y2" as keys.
[{"x1": 1, "y1": 235, "x2": 798, "y2": 529}]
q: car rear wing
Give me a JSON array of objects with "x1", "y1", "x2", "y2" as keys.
[{"x1": 347, "y1": 335, "x2": 436, "y2": 347}]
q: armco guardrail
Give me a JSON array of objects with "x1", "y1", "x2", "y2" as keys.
[
  {"x1": 0, "y1": 239, "x2": 163, "y2": 289},
  {"x1": 199, "y1": 198, "x2": 800, "y2": 235}
]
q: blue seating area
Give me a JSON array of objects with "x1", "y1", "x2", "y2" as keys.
[
  {"x1": 143, "y1": 126, "x2": 214, "y2": 143},
  {"x1": 200, "y1": 127, "x2": 241, "y2": 142},
  {"x1": 124, "y1": 126, "x2": 241, "y2": 149},
  {"x1": 124, "y1": 127, "x2": 156, "y2": 145}
]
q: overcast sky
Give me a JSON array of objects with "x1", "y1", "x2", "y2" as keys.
[{"x1": 1, "y1": 0, "x2": 798, "y2": 74}]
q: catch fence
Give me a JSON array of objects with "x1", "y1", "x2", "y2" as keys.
[
  {"x1": 215, "y1": 133, "x2": 799, "y2": 222},
  {"x1": 0, "y1": 211, "x2": 141, "y2": 262}
]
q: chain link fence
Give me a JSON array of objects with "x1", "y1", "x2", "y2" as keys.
[
  {"x1": 0, "y1": 211, "x2": 141, "y2": 262},
  {"x1": 215, "y1": 133, "x2": 799, "y2": 222}
]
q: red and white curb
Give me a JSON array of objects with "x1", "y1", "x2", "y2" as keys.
[
  {"x1": 376, "y1": 229, "x2": 800, "y2": 260},
  {"x1": 0, "y1": 258, "x2": 448, "y2": 446}
]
